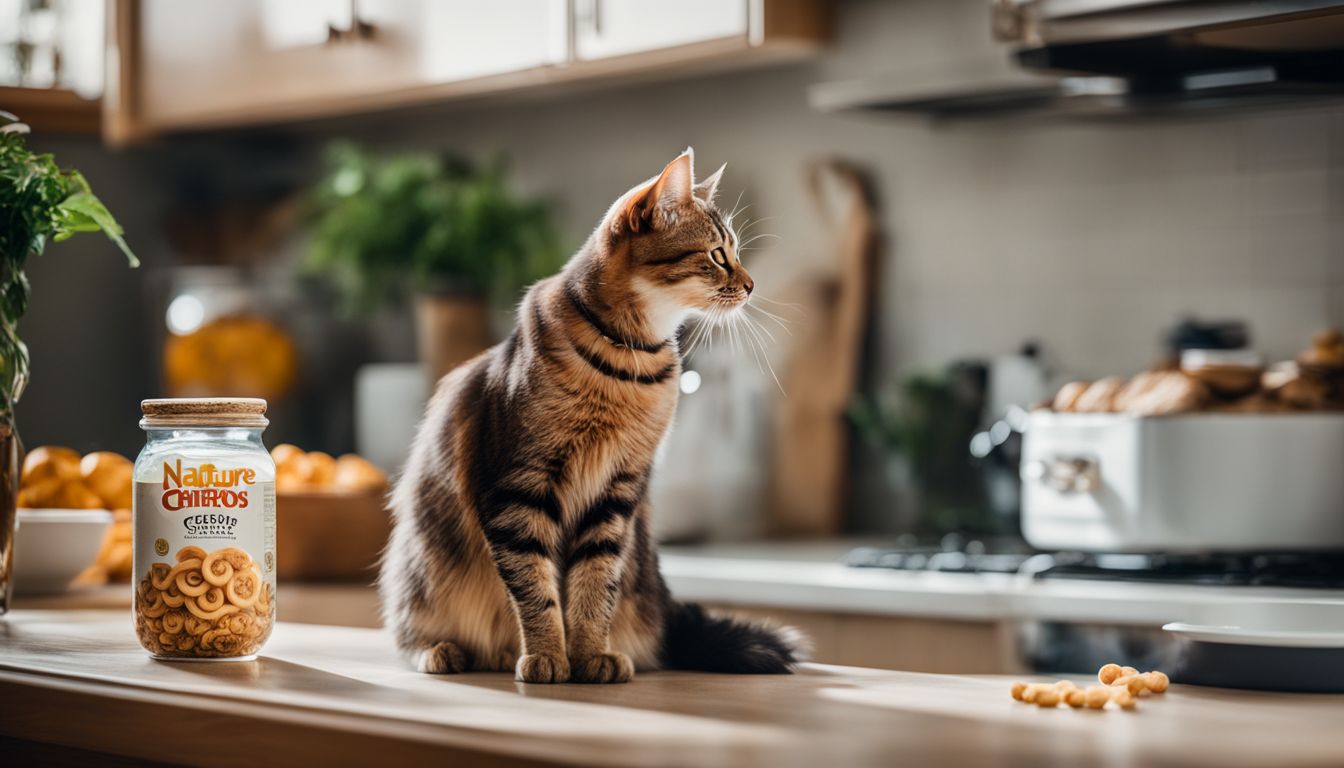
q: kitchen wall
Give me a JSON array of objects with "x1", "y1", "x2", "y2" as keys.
[
  {"x1": 20, "y1": 0, "x2": 1344, "y2": 531},
  {"x1": 336, "y1": 0, "x2": 1342, "y2": 382},
  {"x1": 17, "y1": 138, "x2": 168, "y2": 457},
  {"x1": 17, "y1": 136, "x2": 311, "y2": 457},
  {"x1": 333, "y1": 0, "x2": 1343, "y2": 531}
]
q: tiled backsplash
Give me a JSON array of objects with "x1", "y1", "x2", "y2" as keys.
[{"x1": 882, "y1": 107, "x2": 1342, "y2": 381}]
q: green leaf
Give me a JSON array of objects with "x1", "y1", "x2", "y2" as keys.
[
  {"x1": 0, "y1": 117, "x2": 139, "y2": 409},
  {"x1": 57, "y1": 191, "x2": 140, "y2": 266},
  {"x1": 53, "y1": 208, "x2": 100, "y2": 237}
]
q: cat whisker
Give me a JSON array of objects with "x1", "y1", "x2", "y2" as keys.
[
  {"x1": 741, "y1": 310, "x2": 776, "y2": 348},
  {"x1": 726, "y1": 192, "x2": 747, "y2": 225},
  {"x1": 744, "y1": 305, "x2": 784, "y2": 340},
  {"x1": 745, "y1": 303, "x2": 793, "y2": 334},
  {"x1": 734, "y1": 313, "x2": 769, "y2": 379},
  {"x1": 684, "y1": 314, "x2": 711, "y2": 361},
  {"x1": 683, "y1": 304, "x2": 723, "y2": 361},
  {"x1": 705, "y1": 307, "x2": 728, "y2": 361},
  {"x1": 752, "y1": 295, "x2": 807, "y2": 315},
  {"x1": 738, "y1": 233, "x2": 780, "y2": 249},
  {"x1": 737, "y1": 313, "x2": 786, "y2": 395},
  {"x1": 680, "y1": 322, "x2": 699, "y2": 360},
  {"x1": 734, "y1": 214, "x2": 774, "y2": 238},
  {"x1": 724, "y1": 310, "x2": 742, "y2": 359},
  {"x1": 736, "y1": 209, "x2": 768, "y2": 225},
  {"x1": 748, "y1": 318, "x2": 786, "y2": 395},
  {"x1": 682, "y1": 317, "x2": 705, "y2": 361},
  {"x1": 728, "y1": 214, "x2": 759, "y2": 241},
  {"x1": 701, "y1": 308, "x2": 726, "y2": 359}
]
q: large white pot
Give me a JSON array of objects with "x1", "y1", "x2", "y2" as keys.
[{"x1": 1021, "y1": 411, "x2": 1344, "y2": 552}]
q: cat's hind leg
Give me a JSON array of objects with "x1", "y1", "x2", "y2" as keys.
[
  {"x1": 415, "y1": 640, "x2": 470, "y2": 674},
  {"x1": 403, "y1": 635, "x2": 517, "y2": 674},
  {"x1": 383, "y1": 575, "x2": 472, "y2": 674}
]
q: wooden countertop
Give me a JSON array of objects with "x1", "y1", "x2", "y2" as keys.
[{"x1": 2, "y1": 611, "x2": 1342, "y2": 768}]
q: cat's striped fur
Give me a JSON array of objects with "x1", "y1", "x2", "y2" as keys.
[{"x1": 379, "y1": 149, "x2": 802, "y2": 683}]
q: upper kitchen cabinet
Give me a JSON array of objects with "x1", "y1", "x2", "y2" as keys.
[
  {"x1": 572, "y1": 0, "x2": 826, "y2": 62},
  {"x1": 573, "y1": 0, "x2": 749, "y2": 60},
  {"x1": 2, "y1": 0, "x2": 105, "y2": 134},
  {"x1": 118, "y1": 0, "x2": 566, "y2": 137},
  {"x1": 106, "y1": 0, "x2": 828, "y2": 141}
]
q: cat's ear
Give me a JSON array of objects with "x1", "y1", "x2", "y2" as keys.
[
  {"x1": 619, "y1": 148, "x2": 695, "y2": 232},
  {"x1": 694, "y1": 163, "x2": 725, "y2": 204}
]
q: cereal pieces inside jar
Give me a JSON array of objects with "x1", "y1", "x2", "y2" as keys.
[{"x1": 135, "y1": 546, "x2": 275, "y2": 658}]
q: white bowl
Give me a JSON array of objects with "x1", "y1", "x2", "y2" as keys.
[{"x1": 12, "y1": 508, "x2": 113, "y2": 596}]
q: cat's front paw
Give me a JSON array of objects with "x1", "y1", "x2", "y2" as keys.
[
  {"x1": 516, "y1": 652, "x2": 570, "y2": 684},
  {"x1": 570, "y1": 652, "x2": 634, "y2": 684}
]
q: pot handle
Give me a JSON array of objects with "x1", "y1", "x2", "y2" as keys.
[{"x1": 1024, "y1": 454, "x2": 1100, "y2": 494}]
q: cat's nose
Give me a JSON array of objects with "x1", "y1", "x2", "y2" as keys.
[{"x1": 743, "y1": 279, "x2": 754, "y2": 295}]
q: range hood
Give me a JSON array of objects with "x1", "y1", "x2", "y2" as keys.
[{"x1": 811, "y1": 0, "x2": 1344, "y2": 117}]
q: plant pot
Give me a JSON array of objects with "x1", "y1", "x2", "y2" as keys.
[
  {"x1": 415, "y1": 293, "x2": 493, "y2": 384},
  {"x1": 0, "y1": 420, "x2": 18, "y2": 614}
]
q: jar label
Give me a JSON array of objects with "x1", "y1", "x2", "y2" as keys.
[{"x1": 133, "y1": 456, "x2": 276, "y2": 658}]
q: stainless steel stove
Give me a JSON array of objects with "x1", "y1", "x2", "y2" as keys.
[{"x1": 847, "y1": 546, "x2": 1344, "y2": 588}]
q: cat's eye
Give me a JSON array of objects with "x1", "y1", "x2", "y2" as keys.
[{"x1": 710, "y1": 247, "x2": 728, "y2": 267}]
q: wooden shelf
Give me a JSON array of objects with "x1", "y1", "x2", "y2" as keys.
[{"x1": 0, "y1": 87, "x2": 101, "y2": 135}]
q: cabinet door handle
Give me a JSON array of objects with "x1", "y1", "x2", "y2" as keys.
[
  {"x1": 327, "y1": 0, "x2": 376, "y2": 44},
  {"x1": 991, "y1": 0, "x2": 1026, "y2": 42},
  {"x1": 577, "y1": 0, "x2": 602, "y2": 36}
]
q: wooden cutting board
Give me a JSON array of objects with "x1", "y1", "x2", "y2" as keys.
[{"x1": 767, "y1": 160, "x2": 878, "y2": 536}]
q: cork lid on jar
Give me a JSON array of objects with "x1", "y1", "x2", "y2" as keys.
[{"x1": 140, "y1": 398, "x2": 269, "y2": 428}]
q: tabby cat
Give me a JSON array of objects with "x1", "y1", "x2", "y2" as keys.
[{"x1": 379, "y1": 149, "x2": 802, "y2": 684}]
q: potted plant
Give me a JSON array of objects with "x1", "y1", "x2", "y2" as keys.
[
  {"x1": 848, "y1": 369, "x2": 994, "y2": 535},
  {"x1": 0, "y1": 112, "x2": 138, "y2": 612},
  {"x1": 306, "y1": 143, "x2": 563, "y2": 382}
]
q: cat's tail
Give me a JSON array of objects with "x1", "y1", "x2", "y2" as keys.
[{"x1": 660, "y1": 601, "x2": 806, "y2": 674}]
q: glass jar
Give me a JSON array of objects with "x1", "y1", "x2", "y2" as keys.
[{"x1": 133, "y1": 398, "x2": 276, "y2": 660}]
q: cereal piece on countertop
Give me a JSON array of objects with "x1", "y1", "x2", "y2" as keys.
[
  {"x1": 1142, "y1": 671, "x2": 1169, "y2": 693},
  {"x1": 1098, "y1": 663, "x2": 1124, "y2": 685},
  {"x1": 1084, "y1": 686, "x2": 1110, "y2": 709}
]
